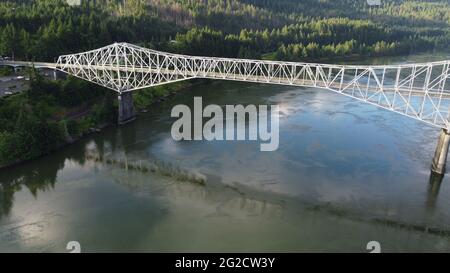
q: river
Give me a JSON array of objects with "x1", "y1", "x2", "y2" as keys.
[{"x1": 1, "y1": 52, "x2": 450, "y2": 252}]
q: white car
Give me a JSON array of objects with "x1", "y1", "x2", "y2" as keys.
[
  {"x1": 4, "y1": 91, "x2": 13, "y2": 95},
  {"x1": 16, "y1": 76, "x2": 24, "y2": 80}
]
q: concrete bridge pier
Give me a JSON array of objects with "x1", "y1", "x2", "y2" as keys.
[
  {"x1": 431, "y1": 128, "x2": 450, "y2": 175},
  {"x1": 117, "y1": 92, "x2": 136, "y2": 125}
]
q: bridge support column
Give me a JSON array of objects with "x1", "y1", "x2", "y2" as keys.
[
  {"x1": 431, "y1": 128, "x2": 450, "y2": 175},
  {"x1": 117, "y1": 92, "x2": 136, "y2": 125}
]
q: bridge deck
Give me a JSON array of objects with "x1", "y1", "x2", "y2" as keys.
[
  {"x1": 2, "y1": 42, "x2": 450, "y2": 128},
  {"x1": 3, "y1": 61, "x2": 444, "y2": 97}
]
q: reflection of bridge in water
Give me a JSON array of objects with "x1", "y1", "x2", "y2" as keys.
[{"x1": 1, "y1": 42, "x2": 450, "y2": 174}]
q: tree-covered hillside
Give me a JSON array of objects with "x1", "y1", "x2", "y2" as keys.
[{"x1": 0, "y1": 0, "x2": 449, "y2": 61}]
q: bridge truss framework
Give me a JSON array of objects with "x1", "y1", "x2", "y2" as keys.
[
  {"x1": 2, "y1": 42, "x2": 450, "y2": 174},
  {"x1": 55, "y1": 43, "x2": 450, "y2": 130}
]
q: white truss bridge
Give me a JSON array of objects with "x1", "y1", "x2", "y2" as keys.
[{"x1": 2, "y1": 42, "x2": 450, "y2": 129}]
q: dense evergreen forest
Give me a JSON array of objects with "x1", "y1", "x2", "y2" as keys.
[
  {"x1": 0, "y1": 0, "x2": 449, "y2": 166},
  {"x1": 0, "y1": 0, "x2": 449, "y2": 61}
]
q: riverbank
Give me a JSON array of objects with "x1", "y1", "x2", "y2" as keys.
[
  {"x1": 262, "y1": 49, "x2": 450, "y2": 65},
  {"x1": 0, "y1": 74, "x2": 208, "y2": 170}
]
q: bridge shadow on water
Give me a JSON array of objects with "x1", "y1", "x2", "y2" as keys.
[
  {"x1": 1, "y1": 114, "x2": 450, "y2": 250},
  {"x1": 2, "y1": 139, "x2": 450, "y2": 241}
]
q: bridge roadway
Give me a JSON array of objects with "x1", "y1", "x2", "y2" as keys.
[{"x1": 2, "y1": 60, "x2": 448, "y2": 99}]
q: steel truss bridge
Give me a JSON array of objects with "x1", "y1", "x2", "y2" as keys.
[
  {"x1": 2, "y1": 42, "x2": 450, "y2": 130},
  {"x1": 3, "y1": 42, "x2": 450, "y2": 174}
]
